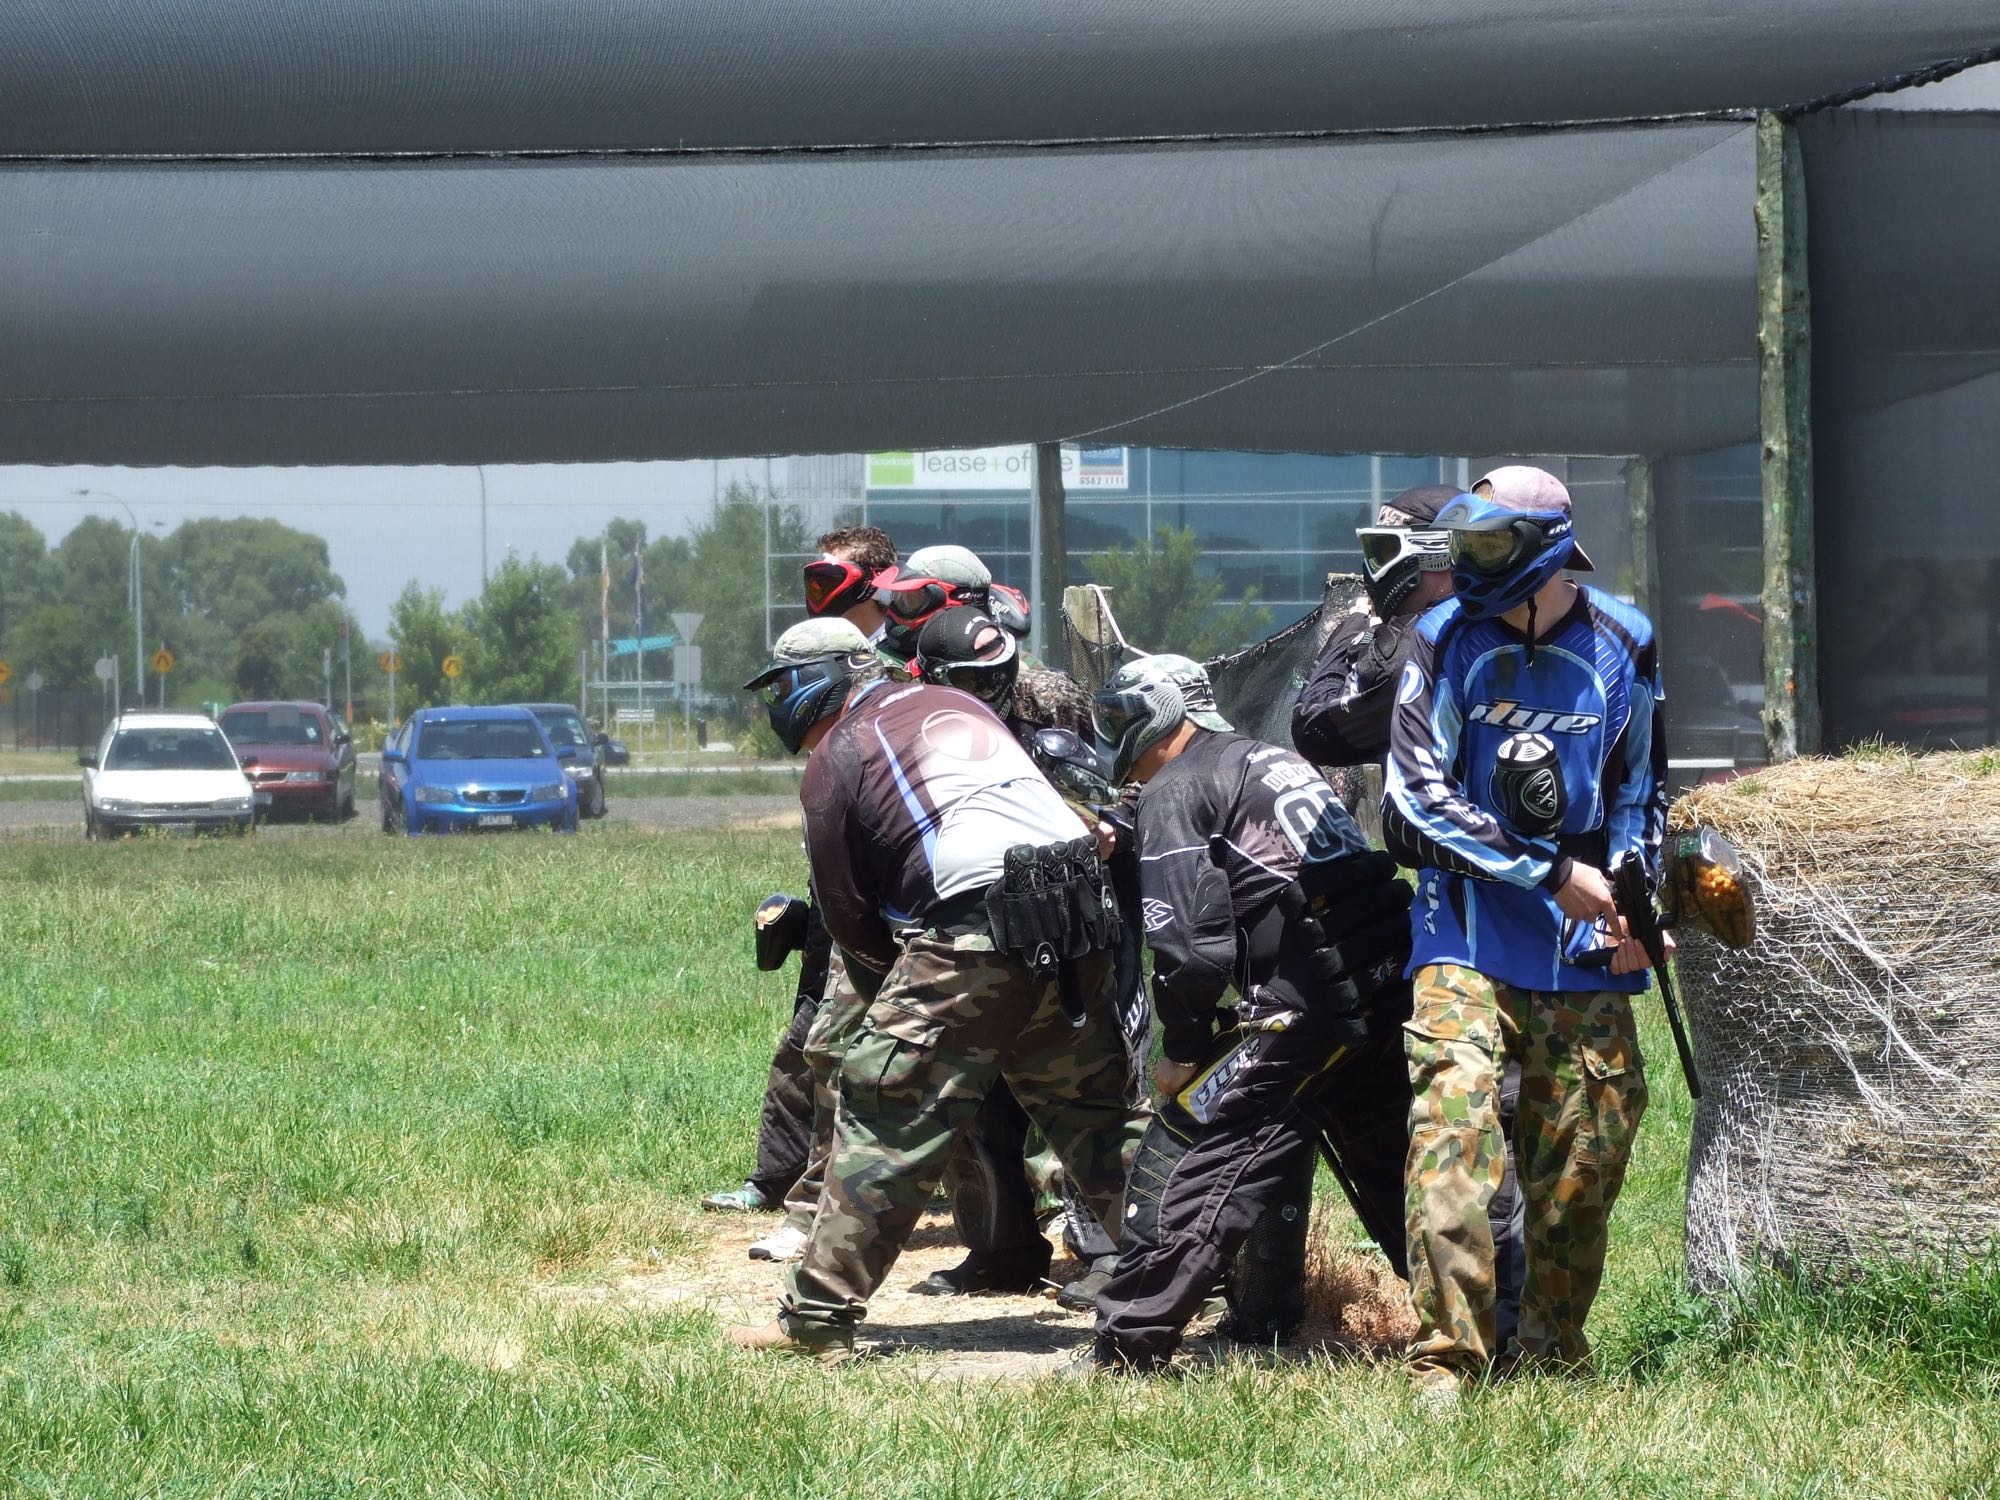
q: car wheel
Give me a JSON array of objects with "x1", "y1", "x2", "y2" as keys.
[
  {"x1": 84, "y1": 807, "x2": 99, "y2": 842},
  {"x1": 380, "y1": 798, "x2": 393, "y2": 834},
  {"x1": 589, "y1": 779, "x2": 607, "y2": 819}
]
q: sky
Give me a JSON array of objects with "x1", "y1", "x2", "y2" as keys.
[{"x1": 0, "y1": 459, "x2": 783, "y2": 636}]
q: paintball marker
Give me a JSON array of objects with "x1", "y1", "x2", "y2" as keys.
[
  {"x1": 1576, "y1": 829, "x2": 1758, "y2": 1102},
  {"x1": 752, "y1": 892, "x2": 811, "y2": 972}
]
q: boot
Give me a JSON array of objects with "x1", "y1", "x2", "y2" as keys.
[
  {"x1": 1055, "y1": 1254, "x2": 1119, "y2": 1312},
  {"x1": 726, "y1": 1319, "x2": 852, "y2": 1363},
  {"x1": 909, "y1": 1245, "x2": 1053, "y2": 1297}
]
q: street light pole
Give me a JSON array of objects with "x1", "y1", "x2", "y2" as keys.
[
  {"x1": 73, "y1": 488, "x2": 143, "y2": 701},
  {"x1": 477, "y1": 465, "x2": 489, "y2": 587}
]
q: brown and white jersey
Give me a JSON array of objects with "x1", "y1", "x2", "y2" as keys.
[{"x1": 801, "y1": 680, "x2": 1085, "y2": 974}]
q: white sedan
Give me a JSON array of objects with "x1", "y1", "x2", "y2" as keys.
[{"x1": 81, "y1": 712, "x2": 258, "y2": 839}]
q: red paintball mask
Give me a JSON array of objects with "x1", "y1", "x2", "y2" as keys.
[{"x1": 802, "y1": 557, "x2": 899, "y2": 618}]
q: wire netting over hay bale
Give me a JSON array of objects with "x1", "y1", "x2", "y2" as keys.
[{"x1": 1672, "y1": 750, "x2": 2000, "y2": 1290}]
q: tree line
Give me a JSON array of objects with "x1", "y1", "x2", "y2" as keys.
[{"x1": 0, "y1": 484, "x2": 1270, "y2": 727}]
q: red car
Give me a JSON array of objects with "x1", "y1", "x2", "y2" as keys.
[{"x1": 217, "y1": 701, "x2": 358, "y2": 820}]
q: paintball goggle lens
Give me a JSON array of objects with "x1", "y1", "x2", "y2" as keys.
[
  {"x1": 880, "y1": 578, "x2": 957, "y2": 626},
  {"x1": 802, "y1": 557, "x2": 893, "y2": 618},
  {"x1": 1357, "y1": 526, "x2": 1450, "y2": 582},
  {"x1": 942, "y1": 664, "x2": 1009, "y2": 702},
  {"x1": 1091, "y1": 691, "x2": 1146, "y2": 748},
  {"x1": 1448, "y1": 520, "x2": 1541, "y2": 575}
]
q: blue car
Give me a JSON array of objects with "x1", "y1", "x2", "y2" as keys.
[{"x1": 379, "y1": 706, "x2": 579, "y2": 835}]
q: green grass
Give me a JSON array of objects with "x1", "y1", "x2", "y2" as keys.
[{"x1": 0, "y1": 832, "x2": 1995, "y2": 1497}]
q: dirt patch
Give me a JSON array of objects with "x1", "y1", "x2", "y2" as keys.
[{"x1": 575, "y1": 1208, "x2": 1413, "y2": 1379}]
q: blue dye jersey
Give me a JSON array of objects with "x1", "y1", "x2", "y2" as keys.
[{"x1": 1382, "y1": 584, "x2": 1667, "y2": 993}]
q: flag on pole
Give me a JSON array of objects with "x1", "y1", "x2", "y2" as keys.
[{"x1": 630, "y1": 550, "x2": 645, "y2": 641}]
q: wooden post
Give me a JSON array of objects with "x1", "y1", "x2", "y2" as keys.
[
  {"x1": 1624, "y1": 456, "x2": 1660, "y2": 621},
  {"x1": 1757, "y1": 110, "x2": 1821, "y2": 760},
  {"x1": 1032, "y1": 441, "x2": 1068, "y2": 669}
]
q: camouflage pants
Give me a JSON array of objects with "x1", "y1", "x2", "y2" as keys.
[
  {"x1": 780, "y1": 933, "x2": 1147, "y2": 1335},
  {"x1": 1403, "y1": 962, "x2": 1648, "y2": 1377},
  {"x1": 781, "y1": 951, "x2": 872, "y2": 1231}
]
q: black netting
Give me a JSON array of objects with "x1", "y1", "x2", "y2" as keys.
[
  {"x1": 1804, "y1": 107, "x2": 2000, "y2": 750},
  {"x1": 8, "y1": 2, "x2": 1997, "y2": 156},
  {"x1": 1655, "y1": 444, "x2": 1767, "y2": 786},
  {"x1": 1205, "y1": 574, "x2": 1364, "y2": 751},
  {"x1": 0, "y1": 124, "x2": 1757, "y2": 466}
]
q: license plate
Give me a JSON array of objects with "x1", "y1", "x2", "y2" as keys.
[
  {"x1": 165, "y1": 821, "x2": 196, "y2": 834},
  {"x1": 254, "y1": 792, "x2": 273, "y2": 808},
  {"x1": 477, "y1": 813, "x2": 515, "y2": 828}
]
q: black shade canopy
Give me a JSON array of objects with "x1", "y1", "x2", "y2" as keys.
[
  {"x1": 0, "y1": 125, "x2": 1755, "y2": 465},
  {"x1": 6, "y1": 1, "x2": 1997, "y2": 156},
  {"x1": 2, "y1": 4, "x2": 1994, "y2": 469}
]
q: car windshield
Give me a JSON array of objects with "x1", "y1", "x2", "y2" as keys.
[
  {"x1": 414, "y1": 719, "x2": 548, "y2": 761},
  {"x1": 219, "y1": 707, "x2": 323, "y2": 745},
  {"x1": 534, "y1": 710, "x2": 588, "y2": 749},
  {"x1": 104, "y1": 728, "x2": 239, "y2": 772}
]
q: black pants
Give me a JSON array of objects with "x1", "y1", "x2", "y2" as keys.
[
  {"x1": 748, "y1": 993, "x2": 821, "y2": 1203},
  {"x1": 943, "y1": 1081, "x2": 1051, "y2": 1277},
  {"x1": 1095, "y1": 1010, "x2": 1400, "y2": 1368}
]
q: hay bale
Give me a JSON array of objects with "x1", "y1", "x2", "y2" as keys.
[{"x1": 1671, "y1": 749, "x2": 2000, "y2": 1289}]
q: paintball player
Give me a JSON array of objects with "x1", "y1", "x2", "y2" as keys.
[
  {"x1": 1384, "y1": 466, "x2": 1665, "y2": 1406},
  {"x1": 1075, "y1": 654, "x2": 1415, "y2": 1374},
  {"x1": 1293, "y1": 485, "x2": 1458, "y2": 777},
  {"x1": 698, "y1": 524, "x2": 901, "y2": 1235},
  {"x1": 914, "y1": 608, "x2": 1146, "y2": 1303},
  {"x1": 727, "y1": 629, "x2": 1146, "y2": 1359},
  {"x1": 1291, "y1": 485, "x2": 1531, "y2": 1357}
]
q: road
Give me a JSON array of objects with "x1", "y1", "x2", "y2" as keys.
[{"x1": 0, "y1": 794, "x2": 801, "y2": 840}]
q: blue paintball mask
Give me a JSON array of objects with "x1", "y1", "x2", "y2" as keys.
[{"x1": 1435, "y1": 470, "x2": 1593, "y2": 621}]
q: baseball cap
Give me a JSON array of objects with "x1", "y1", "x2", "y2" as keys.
[
  {"x1": 903, "y1": 545, "x2": 992, "y2": 594},
  {"x1": 1374, "y1": 484, "x2": 1459, "y2": 529},
  {"x1": 1472, "y1": 466, "x2": 1595, "y2": 570}
]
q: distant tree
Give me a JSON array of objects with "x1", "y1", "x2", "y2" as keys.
[
  {"x1": 675, "y1": 485, "x2": 815, "y2": 697},
  {"x1": 229, "y1": 599, "x2": 350, "y2": 704},
  {"x1": 43, "y1": 516, "x2": 145, "y2": 656},
  {"x1": 154, "y1": 518, "x2": 346, "y2": 688},
  {"x1": 388, "y1": 584, "x2": 461, "y2": 710},
  {"x1": 0, "y1": 511, "x2": 48, "y2": 648},
  {"x1": 460, "y1": 558, "x2": 582, "y2": 706},
  {"x1": 5, "y1": 602, "x2": 98, "y2": 691},
  {"x1": 1081, "y1": 526, "x2": 1272, "y2": 660},
  {"x1": 563, "y1": 519, "x2": 694, "y2": 659}
]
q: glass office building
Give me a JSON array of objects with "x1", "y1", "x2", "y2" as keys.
[{"x1": 773, "y1": 446, "x2": 1638, "y2": 644}]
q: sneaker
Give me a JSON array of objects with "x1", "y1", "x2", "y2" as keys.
[
  {"x1": 1055, "y1": 1255, "x2": 1119, "y2": 1313},
  {"x1": 726, "y1": 1318, "x2": 852, "y2": 1363},
  {"x1": 748, "y1": 1225, "x2": 809, "y2": 1262},
  {"x1": 701, "y1": 1182, "x2": 773, "y2": 1213}
]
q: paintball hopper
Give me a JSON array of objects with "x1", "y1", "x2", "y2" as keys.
[
  {"x1": 1028, "y1": 727, "x2": 1122, "y2": 827},
  {"x1": 1663, "y1": 827, "x2": 1756, "y2": 949},
  {"x1": 753, "y1": 893, "x2": 811, "y2": 971}
]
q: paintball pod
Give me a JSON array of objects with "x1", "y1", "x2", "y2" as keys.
[
  {"x1": 1029, "y1": 727, "x2": 1132, "y2": 841},
  {"x1": 1577, "y1": 828, "x2": 1757, "y2": 1102},
  {"x1": 752, "y1": 892, "x2": 812, "y2": 972}
]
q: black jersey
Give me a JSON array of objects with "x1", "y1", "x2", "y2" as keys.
[{"x1": 1132, "y1": 731, "x2": 1369, "y2": 1062}]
